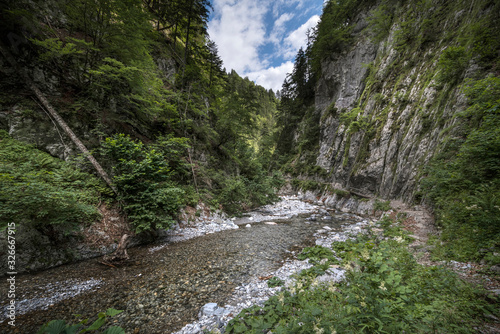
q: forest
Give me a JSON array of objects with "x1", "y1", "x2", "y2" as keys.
[{"x1": 0, "y1": 0, "x2": 283, "y2": 236}]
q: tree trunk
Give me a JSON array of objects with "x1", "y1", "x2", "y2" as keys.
[
  {"x1": 103, "y1": 234, "x2": 130, "y2": 264},
  {"x1": 182, "y1": 0, "x2": 195, "y2": 81},
  {"x1": 0, "y1": 41, "x2": 118, "y2": 194}
]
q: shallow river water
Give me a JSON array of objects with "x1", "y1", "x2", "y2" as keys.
[{"x1": 1, "y1": 201, "x2": 356, "y2": 334}]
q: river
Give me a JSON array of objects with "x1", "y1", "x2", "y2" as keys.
[{"x1": 0, "y1": 197, "x2": 360, "y2": 333}]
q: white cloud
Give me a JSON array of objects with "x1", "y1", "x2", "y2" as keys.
[
  {"x1": 209, "y1": 0, "x2": 269, "y2": 74},
  {"x1": 283, "y1": 14, "x2": 320, "y2": 59},
  {"x1": 272, "y1": 0, "x2": 307, "y2": 18},
  {"x1": 208, "y1": 0, "x2": 322, "y2": 91},
  {"x1": 269, "y1": 12, "x2": 294, "y2": 45},
  {"x1": 246, "y1": 61, "x2": 294, "y2": 93}
]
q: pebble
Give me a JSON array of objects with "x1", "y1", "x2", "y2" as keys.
[
  {"x1": 2, "y1": 195, "x2": 365, "y2": 333},
  {"x1": 0, "y1": 279, "x2": 102, "y2": 322},
  {"x1": 173, "y1": 204, "x2": 369, "y2": 334}
]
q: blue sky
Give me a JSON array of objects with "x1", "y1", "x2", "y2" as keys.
[{"x1": 208, "y1": 0, "x2": 324, "y2": 92}]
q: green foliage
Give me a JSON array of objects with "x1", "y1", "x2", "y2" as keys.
[
  {"x1": 0, "y1": 131, "x2": 104, "y2": 235},
  {"x1": 65, "y1": 0, "x2": 152, "y2": 65},
  {"x1": 309, "y1": 0, "x2": 369, "y2": 70},
  {"x1": 298, "y1": 245, "x2": 339, "y2": 265},
  {"x1": 291, "y1": 179, "x2": 321, "y2": 192},
  {"x1": 394, "y1": 16, "x2": 417, "y2": 50},
  {"x1": 436, "y1": 46, "x2": 469, "y2": 85},
  {"x1": 468, "y1": 10, "x2": 500, "y2": 67},
  {"x1": 320, "y1": 102, "x2": 337, "y2": 123},
  {"x1": 267, "y1": 277, "x2": 285, "y2": 288},
  {"x1": 273, "y1": 48, "x2": 316, "y2": 166},
  {"x1": 226, "y1": 218, "x2": 495, "y2": 334},
  {"x1": 101, "y1": 134, "x2": 185, "y2": 233},
  {"x1": 37, "y1": 308, "x2": 124, "y2": 334},
  {"x1": 367, "y1": 5, "x2": 394, "y2": 43},
  {"x1": 421, "y1": 76, "x2": 500, "y2": 260},
  {"x1": 2, "y1": 0, "x2": 282, "y2": 238},
  {"x1": 211, "y1": 169, "x2": 284, "y2": 214},
  {"x1": 373, "y1": 199, "x2": 391, "y2": 212},
  {"x1": 340, "y1": 107, "x2": 370, "y2": 133},
  {"x1": 31, "y1": 37, "x2": 84, "y2": 61}
]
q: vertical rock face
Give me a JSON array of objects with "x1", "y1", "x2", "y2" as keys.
[
  {"x1": 312, "y1": 6, "x2": 473, "y2": 202},
  {"x1": 315, "y1": 37, "x2": 378, "y2": 193}
]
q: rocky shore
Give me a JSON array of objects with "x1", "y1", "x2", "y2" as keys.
[{"x1": 173, "y1": 198, "x2": 370, "y2": 334}]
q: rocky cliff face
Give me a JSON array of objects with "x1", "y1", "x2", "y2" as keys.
[{"x1": 312, "y1": 2, "x2": 484, "y2": 202}]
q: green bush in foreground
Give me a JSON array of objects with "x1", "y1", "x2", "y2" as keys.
[
  {"x1": 0, "y1": 131, "x2": 105, "y2": 235},
  {"x1": 226, "y1": 216, "x2": 496, "y2": 333},
  {"x1": 100, "y1": 134, "x2": 186, "y2": 233},
  {"x1": 37, "y1": 308, "x2": 124, "y2": 334}
]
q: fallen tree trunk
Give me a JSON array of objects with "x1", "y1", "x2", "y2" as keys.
[{"x1": 103, "y1": 234, "x2": 130, "y2": 264}]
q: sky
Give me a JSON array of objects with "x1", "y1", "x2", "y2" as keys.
[{"x1": 208, "y1": 0, "x2": 324, "y2": 93}]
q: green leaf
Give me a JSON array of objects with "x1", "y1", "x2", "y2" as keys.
[
  {"x1": 82, "y1": 317, "x2": 106, "y2": 332},
  {"x1": 233, "y1": 322, "x2": 248, "y2": 333},
  {"x1": 37, "y1": 320, "x2": 67, "y2": 334},
  {"x1": 105, "y1": 308, "x2": 124, "y2": 317},
  {"x1": 64, "y1": 324, "x2": 83, "y2": 334},
  {"x1": 311, "y1": 307, "x2": 322, "y2": 316},
  {"x1": 101, "y1": 327, "x2": 126, "y2": 334}
]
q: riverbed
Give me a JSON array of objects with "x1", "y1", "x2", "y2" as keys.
[{"x1": 0, "y1": 196, "x2": 362, "y2": 333}]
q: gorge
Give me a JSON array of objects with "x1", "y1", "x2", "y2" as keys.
[{"x1": 0, "y1": 0, "x2": 499, "y2": 332}]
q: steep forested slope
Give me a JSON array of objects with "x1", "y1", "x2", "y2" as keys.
[{"x1": 0, "y1": 0, "x2": 281, "y2": 270}]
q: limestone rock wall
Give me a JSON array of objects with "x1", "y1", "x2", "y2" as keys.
[{"x1": 313, "y1": 5, "x2": 474, "y2": 202}]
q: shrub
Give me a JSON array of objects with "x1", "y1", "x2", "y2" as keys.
[
  {"x1": 213, "y1": 170, "x2": 283, "y2": 214},
  {"x1": 267, "y1": 277, "x2": 285, "y2": 288},
  {"x1": 436, "y1": 46, "x2": 469, "y2": 85},
  {"x1": 367, "y1": 5, "x2": 394, "y2": 43},
  {"x1": 0, "y1": 131, "x2": 103, "y2": 236},
  {"x1": 373, "y1": 199, "x2": 391, "y2": 212},
  {"x1": 339, "y1": 107, "x2": 370, "y2": 133},
  {"x1": 100, "y1": 134, "x2": 185, "y2": 233},
  {"x1": 421, "y1": 76, "x2": 500, "y2": 260},
  {"x1": 37, "y1": 308, "x2": 124, "y2": 334}
]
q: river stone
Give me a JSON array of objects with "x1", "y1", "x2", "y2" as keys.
[
  {"x1": 213, "y1": 307, "x2": 226, "y2": 317},
  {"x1": 316, "y1": 268, "x2": 345, "y2": 283},
  {"x1": 245, "y1": 224, "x2": 251, "y2": 228},
  {"x1": 199, "y1": 303, "x2": 218, "y2": 317},
  {"x1": 490, "y1": 265, "x2": 500, "y2": 274}
]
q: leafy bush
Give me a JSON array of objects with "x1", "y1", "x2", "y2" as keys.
[
  {"x1": 436, "y1": 46, "x2": 469, "y2": 85},
  {"x1": 212, "y1": 169, "x2": 283, "y2": 214},
  {"x1": 37, "y1": 308, "x2": 124, "y2": 334},
  {"x1": 101, "y1": 134, "x2": 185, "y2": 233},
  {"x1": 267, "y1": 277, "x2": 285, "y2": 288},
  {"x1": 298, "y1": 245, "x2": 338, "y2": 264},
  {"x1": 309, "y1": 0, "x2": 370, "y2": 71},
  {"x1": 0, "y1": 131, "x2": 104, "y2": 236},
  {"x1": 340, "y1": 107, "x2": 370, "y2": 133},
  {"x1": 394, "y1": 17, "x2": 417, "y2": 49},
  {"x1": 291, "y1": 179, "x2": 321, "y2": 192},
  {"x1": 367, "y1": 4, "x2": 394, "y2": 43},
  {"x1": 373, "y1": 199, "x2": 391, "y2": 212}
]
